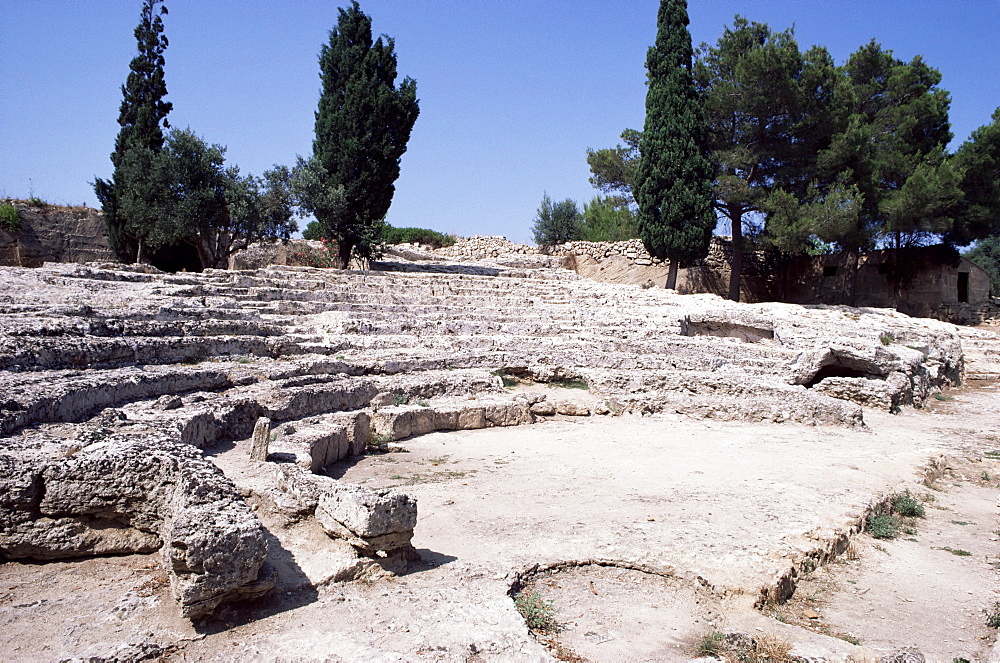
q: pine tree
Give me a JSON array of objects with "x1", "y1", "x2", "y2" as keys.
[
  {"x1": 634, "y1": 0, "x2": 715, "y2": 290},
  {"x1": 312, "y1": 1, "x2": 419, "y2": 268},
  {"x1": 94, "y1": 0, "x2": 172, "y2": 263}
]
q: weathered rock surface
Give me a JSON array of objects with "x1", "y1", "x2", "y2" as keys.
[
  {"x1": 0, "y1": 200, "x2": 113, "y2": 267},
  {"x1": 0, "y1": 255, "x2": 970, "y2": 623},
  {"x1": 0, "y1": 429, "x2": 272, "y2": 619}
]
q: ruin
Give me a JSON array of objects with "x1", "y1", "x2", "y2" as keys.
[{"x1": 2, "y1": 243, "x2": 1000, "y2": 659}]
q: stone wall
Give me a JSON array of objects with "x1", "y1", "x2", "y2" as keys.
[{"x1": 0, "y1": 200, "x2": 113, "y2": 267}]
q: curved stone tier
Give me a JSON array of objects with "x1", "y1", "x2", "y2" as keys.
[{"x1": 0, "y1": 259, "x2": 967, "y2": 619}]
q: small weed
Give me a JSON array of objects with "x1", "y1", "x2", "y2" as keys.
[
  {"x1": 268, "y1": 430, "x2": 278, "y2": 443},
  {"x1": 879, "y1": 332, "x2": 894, "y2": 345},
  {"x1": 985, "y1": 450, "x2": 1000, "y2": 460},
  {"x1": 867, "y1": 514, "x2": 900, "y2": 539},
  {"x1": 388, "y1": 475, "x2": 403, "y2": 480},
  {"x1": 934, "y1": 393, "x2": 952, "y2": 401},
  {"x1": 693, "y1": 628, "x2": 726, "y2": 658},
  {"x1": 367, "y1": 432, "x2": 396, "y2": 453},
  {"x1": 237, "y1": 357, "x2": 251, "y2": 364},
  {"x1": 834, "y1": 633, "x2": 861, "y2": 646},
  {"x1": 955, "y1": 658, "x2": 972, "y2": 663},
  {"x1": 514, "y1": 590, "x2": 556, "y2": 632},
  {"x1": 982, "y1": 471, "x2": 991, "y2": 482},
  {"x1": 491, "y1": 369, "x2": 518, "y2": 388},
  {"x1": 892, "y1": 491, "x2": 925, "y2": 518},
  {"x1": 0, "y1": 203, "x2": 21, "y2": 232},
  {"x1": 986, "y1": 602, "x2": 1000, "y2": 628},
  {"x1": 336, "y1": 355, "x2": 346, "y2": 360},
  {"x1": 393, "y1": 394, "x2": 409, "y2": 406},
  {"x1": 27, "y1": 196, "x2": 47, "y2": 207},
  {"x1": 549, "y1": 377, "x2": 589, "y2": 390},
  {"x1": 951, "y1": 520, "x2": 971, "y2": 526},
  {"x1": 936, "y1": 547, "x2": 972, "y2": 556},
  {"x1": 415, "y1": 399, "x2": 430, "y2": 407}
]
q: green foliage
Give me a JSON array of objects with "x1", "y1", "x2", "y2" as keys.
[
  {"x1": 549, "y1": 378, "x2": 589, "y2": 390},
  {"x1": 134, "y1": 128, "x2": 296, "y2": 269},
  {"x1": 367, "y1": 432, "x2": 396, "y2": 453},
  {"x1": 966, "y1": 236, "x2": 1000, "y2": 296},
  {"x1": 880, "y1": 332, "x2": 894, "y2": 346},
  {"x1": 94, "y1": 0, "x2": 173, "y2": 263},
  {"x1": 491, "y1": 369, "x2": 518, "y2": 388},
  {"x1": 694, "y1": 17, "x2": 844, "y2": 300},
  {"x1": 513, "y1": 591, "x2": 556, "y2": 632},
  {"x1": 986, "y1": 602, "x2": 1000, "y2": 628},
  {"x1": 819, "y1": 40, "x2": 956, "y2": 252},
  {"x1": 951, "y1": 108, "x2": 1000, "y2": 244},
  {"x1": 581, "y1": 196, "x2": 639, "y2": 242},
  {"x1": 531, "y1": 194, "x2": 582, "y2": 245},
  {"x1": 302, "y1": 220, "x2": 324, "y2": 241},
  {"x1": 937, "y1": 546, "x2": 972, "y2": 556},
  {"x1": 693, "y1": 628, "x2": 726, "y2": 657},
  {"x1": 0, "y1": 204, "x2": 21, "y2": 232},
  {"x1": 635, "y1": 0, "x2": 715, "y2": 287},
  {"x1": 867, "y1": 491, "x2": 926, "y2": 539},
  {"x1": 866, "y1": 514, "x2": 900, "y2": 539},
  {"x1": 27, "y1": 197, "x2": 47, "y2": 208},
  {"x1": 586, "y1": 129, "x2": 641, "y2": 205},
  {"x1": 383, "y1": 225, "x2": 455, "y2": 248},
  {"x1": 312, "y1": 1, "x2": 419, "y2": 268},
  {"x1": 892, "y1": 491, "x2": 925, "y2": 518},
  {"x1": 289, "y1": 238, "x2": 339, "y2": 268},
  {"x1": 393, "y1": 394, "x2": 409, "y2": 406}
]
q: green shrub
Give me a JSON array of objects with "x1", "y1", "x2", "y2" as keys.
[
  {"x1": 866, "y1": 514, "x2": 900, "y2": 539},
  {"x1": 892, "y1": 491, "x2": 926, "y2": 518},
  {"x1": 288, "y1": 238, "x2": 339, "y2": 268},
  {"x1": 580, "y1": 195, "x2": 639, "y2": 242},
  {"x1": 383, "y1": 225, "x2": 455, "y2": 248},
  {"x1": 986, "y1": 602, "x2": 1000, "y2": 628},
  {"x1": 550, "y1": 377, "x2": 589, "y2": 390},
  {"x1": 0, "y1": 203, "x2": 21, "y2": 232},
  {"x1": 513, "y1": 590, "x2": 556, "y2": 632},
  {"x1": 693, "y1": 628, "x2": 727, "y2": 658}
]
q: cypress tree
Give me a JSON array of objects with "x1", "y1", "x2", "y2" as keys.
[
  {"x1": 634, "y1": 0, "x2": 715, "y2": 290},
  {"x1": 94, "y1": 0, "x2": 172, "y2": 263},
  {"x1": 313, "y1": 1, "x2": 419, "y2": 268}
]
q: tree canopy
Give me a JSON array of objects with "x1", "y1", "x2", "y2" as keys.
[
  {"x1": 94, "y1": 0, "x2": 173, "y2": 263},
  {"x1": 312, "y1": 0, "x2": 419, "y2": 268},
  {"x1": 634, "y1": 0, "x2": 715, "y2": 289},
  {"x1": 532, "y1": 194, "x2": 582, "y2": 246}
]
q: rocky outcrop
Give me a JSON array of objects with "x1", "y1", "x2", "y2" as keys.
[
  {"x1": 0, "y1": 200, "x2": 112, "y2": 267},
  {"x1": 0, "y1": 254, "x2": 970, "y2": 621},
  {"x1": 0, "y1": 429, "x2": 272, "y2": 619}
]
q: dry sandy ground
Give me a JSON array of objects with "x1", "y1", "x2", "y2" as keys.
[{"x1": 1, "y1": 382, "x2": 998, "y2": 662}]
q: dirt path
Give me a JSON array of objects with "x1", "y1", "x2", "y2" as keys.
[{"x1": 1, "y1": 383, "x2": 998, "y2": 661}]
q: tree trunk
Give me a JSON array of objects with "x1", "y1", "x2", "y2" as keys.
[
  {"x1": 850, "y1": 249, "x2": 860, "y2": 307},
  {"x1": 337, "y1": 241, "x2": 353, "y2": 270},
  {"x1": 727, "y1": 205, "x2": 743, "y2": 302},
  {"x1": 135, "y1": 239, "x2": 144, "y2": 265},
  {"x1": 665, "y1": 260, "x2": 679, "y2": 290}
]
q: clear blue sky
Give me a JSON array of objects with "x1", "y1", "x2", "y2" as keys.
[{"x1": 2, "y1": 1, "x2": 997, "y2": 244}]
